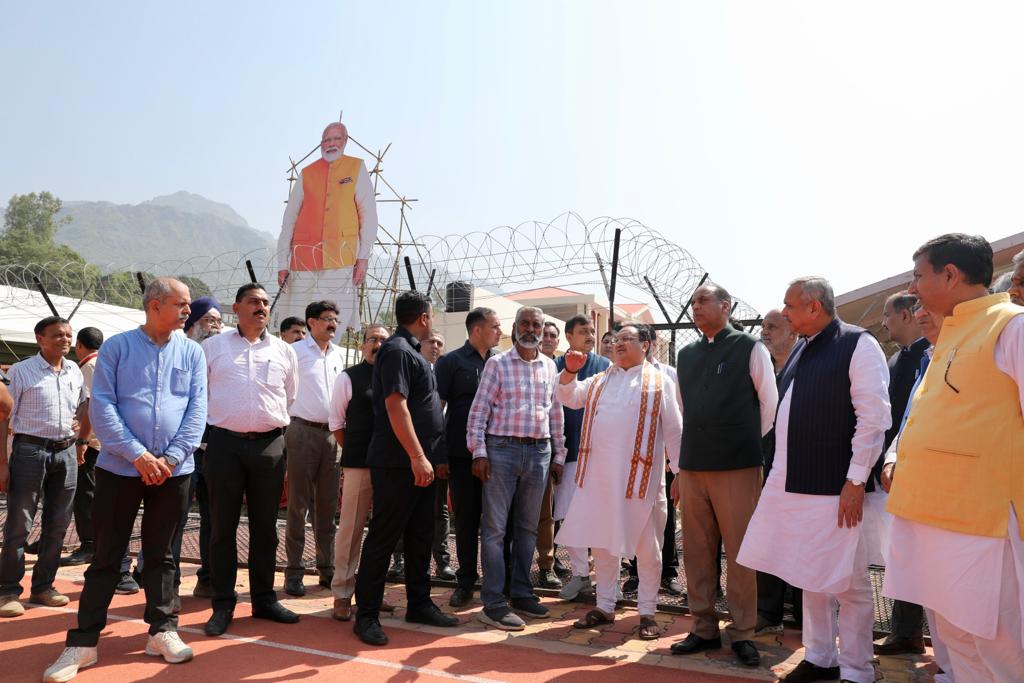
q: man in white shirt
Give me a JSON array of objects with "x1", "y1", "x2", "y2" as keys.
[
  {"x1": 284, "y1": 300, "x2": 344, "y2": 598},
  {"x1": 201, "y1": 283, "x2": 300, "y2": 637},
  {"x1": 738, "y1": 277, "x2": 891, "y2": 683}
]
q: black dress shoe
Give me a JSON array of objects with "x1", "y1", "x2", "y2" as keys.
[
  {"x1": 284, "y1": 577, "x2": 306, "y2": 597},
  {"x1": 25, "y1": 540, "x2": 39, "y2": 555},
  {"x1": 354, "y1": 617, "x2": 388, "y2": 646},
  {"x1": 318, "y1": 572, "x2": 334, "y2": 590},
  {"x1": 253, "y1": 601, "x2": 300, "y2": 624},
  {"x1": 622, "y1": 576, "x2": 639, "y2": 593},
  {"x1": 60, "y1": 545, "x2": 95, "y2": 566},
  {"x1": 782, "y1": 659, "x2": 840, "y2": 682},
  {"x1": 536, "y1": 569, "x2": 562, "y2": 589},
  {"x1": 732, "y1": 640, "x2": 760, "y2": 667},
  {"x1": 670, "y1": 633, "x2": 722, "y2": 655},
  {"x1": 449, "y1": 586, "x2": 473, "y2": 608},
  {"x1": 405, "y1": 604, "x2": 459, "y2": 627},
  {"x1": 873, "y1": 635, "x2": 925, "y2": 655},
  {"x1": 204, "y1": 609, "x2": 233, "y2": 636},
  {"x1": 435, "y1": 564, "x2": 457, "y2": 581}
]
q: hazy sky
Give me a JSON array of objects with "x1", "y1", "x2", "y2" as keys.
[{"x1": 3, "y1": 1, "x2": 1023, "y2": 312}]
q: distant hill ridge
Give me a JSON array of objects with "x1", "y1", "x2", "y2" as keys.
[{"x1": 57, "y1": 193, "x2": 276, "y2": 273}]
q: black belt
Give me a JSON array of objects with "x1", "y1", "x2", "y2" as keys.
[
  {"x1": 15, "y1": 434, "x2": 76, "y2": 451},
  {"x1": 486, "y1": 434, "x2": 549, "y2": 445},
  {"x1": 208, "y1": 425, "x2": 285, "y2": 441},
  {"x1": 291, "y1": 416, "x2": 331, "y2": 431}
]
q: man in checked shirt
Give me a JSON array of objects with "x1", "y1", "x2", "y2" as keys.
[{"x1": 467, "y1": 306, "x2": 567, "y2": 631}]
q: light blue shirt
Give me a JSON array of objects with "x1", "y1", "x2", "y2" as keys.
[{"x1": 91, "y1": 327, "x2": 207, "y2": 477}]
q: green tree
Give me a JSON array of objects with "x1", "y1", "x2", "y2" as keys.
[{"x1": 0, "y1": 192, "x2": 88, "y2": 266}]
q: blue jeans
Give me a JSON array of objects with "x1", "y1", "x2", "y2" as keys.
[
  {"x1": 0, "y1": 440, "x2": 77, "y2": 596},
  {"x1": 479, "y1": 436, "x2": 550, "y2": 610}
]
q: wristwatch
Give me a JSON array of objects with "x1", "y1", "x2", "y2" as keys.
[
  {"x1": 163, "y1": 454, "x2": 180, "y2": 468},
  {"x1": 846, "y1": 478, "x2": 865, "y2": 487},
  {"x1": 75, "y1": 439, "x2": 88, "y2": 446}
]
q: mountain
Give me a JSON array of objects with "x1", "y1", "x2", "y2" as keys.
[
  {"x1": 141, "y1": 191, "x2": 251, "y2": 229},
  {"x1": 55, "y1": 195, "x2": 278, "y2": 302}
]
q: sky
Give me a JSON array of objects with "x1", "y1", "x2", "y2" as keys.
[{"x1": 3, "y1": 1, "x2": 1024, "y2": 313}]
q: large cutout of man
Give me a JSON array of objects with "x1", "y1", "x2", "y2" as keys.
[{"x1": 276, "y1": 122, "x2": 379, "y2": 332}]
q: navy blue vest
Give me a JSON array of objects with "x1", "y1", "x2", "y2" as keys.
[{"x1": 781, "y1": 318, "x2": 875, "y2": 495}]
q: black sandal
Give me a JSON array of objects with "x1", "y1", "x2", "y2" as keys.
[
  {"x1": 573, "y1": 609, "x2": 615, "y2": 629},
  {"x1": 638, "y1": 615, "x2": 660, "y2": 640}
]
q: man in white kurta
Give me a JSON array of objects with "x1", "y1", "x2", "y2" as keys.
[
  {"x1": 884, "y1": 234, "x2": 1024, "y2": 683},
  {"x1": 738, "y1": 278, "x2": 890, "y2": 683},
  {"x1": 276, "y1": 122, "x2": 378, "y2": 334},
  {"x1": 556, "y1": 324, "x2": 682, "y2": 637}
]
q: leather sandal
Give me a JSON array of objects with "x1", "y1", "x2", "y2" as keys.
[
  {"x1": 573, "y1": 609, "x2": 614, "y2": 629},
  {"x1": 638, "y1": 615, "x2": 660, "y2": 640}
]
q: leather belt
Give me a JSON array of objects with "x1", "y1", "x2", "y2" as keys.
[
  {"x1": 208, "y1": 425, "x2": 285, "y2": 441},
  {"x1": 486, "y1": 434, "x2": 549, "y2": 446},
  {"x1": 15, "y1": 434, "x2": 76, "y2": 451},
  {"x1": 291, "y1": 416, "x2": 331, "y2": 431}
]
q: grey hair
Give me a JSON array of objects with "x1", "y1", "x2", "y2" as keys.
[
  {"x1": 886, "y1": 290, "x2": 918, "y2": 314},
  {"x1": 361, "y1": 323, "x2": 389, "y2": 342},
  {"x1": 142, "y1": 277, "x2": 183, "y2": 308},
  {"x1": 1012, "y1": 249, "x2": 1024, "y2": 266},
  {"x1": 992, "y1": 272, "x2": 1013, "y2": 293},
  {"x1": 515, "y1": 306, "x2": 544, "y2": 324},
  {"x1": 789, "y1": 276, "x2": 836, "y2": 316}
]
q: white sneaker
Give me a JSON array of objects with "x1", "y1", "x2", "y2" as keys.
[
  {"x1": 42, "y1": 646, "x2": 98, "y2": 683},
  {"x1": 558, "y1": 575, "x2": 592, "y2": 600},
  {"x1": 145, "y1": 631, "x2": 194, "y2": 664}
]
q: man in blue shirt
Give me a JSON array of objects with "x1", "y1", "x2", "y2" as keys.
[
  {"x1": 553, "y1": 314, "x2": 611, "y2": 600},
  {"x1": 44, "y1": 277, "x2": 208, "y2": 683}
]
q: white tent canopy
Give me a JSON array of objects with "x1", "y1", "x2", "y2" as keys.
[{"x1": 0, "y1": 285, "x2": 145, "y2": 349}]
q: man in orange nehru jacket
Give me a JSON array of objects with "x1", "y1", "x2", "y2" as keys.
[{"x1": 276, "y1": 122, "x2": 379, "y2": 333}]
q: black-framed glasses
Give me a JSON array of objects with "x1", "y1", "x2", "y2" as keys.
[{"x1": 944, "y1": 346, "x2": 960, "y2": 394}]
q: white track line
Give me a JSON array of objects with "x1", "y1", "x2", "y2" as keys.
[{"x1": 28, "y1": 605, "x2": 506, "y2": 683}]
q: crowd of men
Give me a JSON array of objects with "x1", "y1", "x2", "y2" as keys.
[{"x1": 0, "y1": 122, "x2": 1021, "y2": 683}]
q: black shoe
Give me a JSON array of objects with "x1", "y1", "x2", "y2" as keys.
[
  {"x1": 24, "y1": 540, "x2": 39, "y2": 555},
  {"x1": 253, "y1": 601, "x2": 300, "y2": 624},
  {"x1": 132, "y1": 568, "x2": 143, "y2": 586},
  {"x1": 553, "y1": 558, "x2": 571, "y2": 579},
  {"x1": 622, "y1": 576, "x2": 639, "y2": 593},
  {"x1": 434, "y1": 564, "x2": 456, "y2": 581},
  {"x1": 406, "y1": 604, "x2": 459, "y2": 627},
  {"x1": 732, "y1": 640, "x2": 760, "y2": 667},
  {"x1": 284, "y1": 577, "x2": 306, "y2": 597},
  {"x1": 204, "y1": 609, "x2": 233, "y2": 636},
  {"x1": 660, "y1": 576, "x2": 683, "y2": 596},
  {"x1": 873, "y1": 635, "x2": 925, "y2": 655},
  {"x1": 670, "y1": 633, "x2": 722, "y2": 655},
  {"x1": 536, "y1": 569, "x2": 562, "y2": 589},
  {"x1": 510, "y1": 596, "x2": 549, "y2": 618},
  {"x1": 781, "y1": 659, "x2": 840, "y2": 682},
  {"x1": 354, "y1": 617, "x2": 388, "y2": 646},
  {"x1": 318, "y1": 572, "x2": 334, "y2": 590},
  {"x1": 115, "y1": 572, "x2": 140, "y2": 595},
  {"x1": 449, "y1": 586, "x2": 473, "y2": 608},
  {"x1": 60, "y1": 545, "x2": 95, "y2": 567}
]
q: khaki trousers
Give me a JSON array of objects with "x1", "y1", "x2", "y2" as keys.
[
  {"x1": 330, "y1": 467, "x2": 373, "y2": 600},
  {"x1": 680, "y1": 466, "x2": 761, "y2": 641},
  {"x1": 536, "y1": 476, "x2": 555, "y2": 571}
]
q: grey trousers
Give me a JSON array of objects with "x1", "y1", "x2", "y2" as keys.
[{"x1": 284, "y1": 420, "x2": 340, "y2": 579}]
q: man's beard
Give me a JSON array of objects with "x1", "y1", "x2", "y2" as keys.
[
  {"x1": 322, "y1": 149, "x2": 342, "y2": 163},
  {"x1": 188, "y1": 326, "x2": 216, "y2": 343},
  {"x1": 518, "y1": 334, "x2": 540, "y2": 349}
]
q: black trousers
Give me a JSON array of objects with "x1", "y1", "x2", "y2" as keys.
[
  {"x1": 205, "y1": 430, "x2": 286, "y2": 611},
  {"x1": 448, "y1": 458, "x2": 483, "y2": 590},
  {"x1": 629, "y1": 470, "x2": 680, "y2": 580},
  {"x1": 889, "y1": 599, "x2": 924, "y2": 640},
  {"x1": 355, "y1": 467, "x2": 436, "y2": 621},
  {"x1": 66, "y1": 469, "x2": 190, "y2": 646},
  {"x1": 71, "y1": 447, "x2": 101, "y2": 546},
  {"x1": 757, "y1": 570, "x2": 803, "y2": 626}
]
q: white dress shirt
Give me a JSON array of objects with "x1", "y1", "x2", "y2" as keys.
[
  {"x1": 203, "y1": 328, "x2": 298, "y2": 433},
  {"x1": 738, "y1": 333, "x2": 891, "y2": 593},
  {"x1": 329, "y1": 371, "x2": 354, "y2": 433},
  {"x1": 289, "y1": 335, "x2": 343, "y2": 423}
]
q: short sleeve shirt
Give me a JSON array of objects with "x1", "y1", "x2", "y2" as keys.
[{"x1": 367, "y1": 326, "x2": 445, "y2": 468}]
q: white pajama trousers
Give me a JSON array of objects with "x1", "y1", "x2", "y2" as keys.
[{"x1": 591, "y1": 509, "x2": 663, "y2": 616}]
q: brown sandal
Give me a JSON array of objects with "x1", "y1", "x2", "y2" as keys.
[
  {"x1": 573, "y1": 609, "x2": 615, "y2": 629},
  {"x1": 638, "y1": 615, "x2": 660, "y2": 640}
]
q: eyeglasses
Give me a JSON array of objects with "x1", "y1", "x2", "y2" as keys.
[
  {"x1": 614, "y1": 335, "x2": 640, "y2": 344},
  {"x1": 944, "y1": 346, "x2": 959, "y2": 394},
  {"x1": 317, "y1": 316, "x2": 339, "y2": 324},
  {"x1": 364, "y1": 336, "x2": 388, "y2": 344},
  {"x1": 199, "y1": 315, "x2": 223, "y2": 327}
]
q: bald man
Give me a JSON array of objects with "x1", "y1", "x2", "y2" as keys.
[{"x1": 276, "y1": 122, "x2": 379, "y2": 333}]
